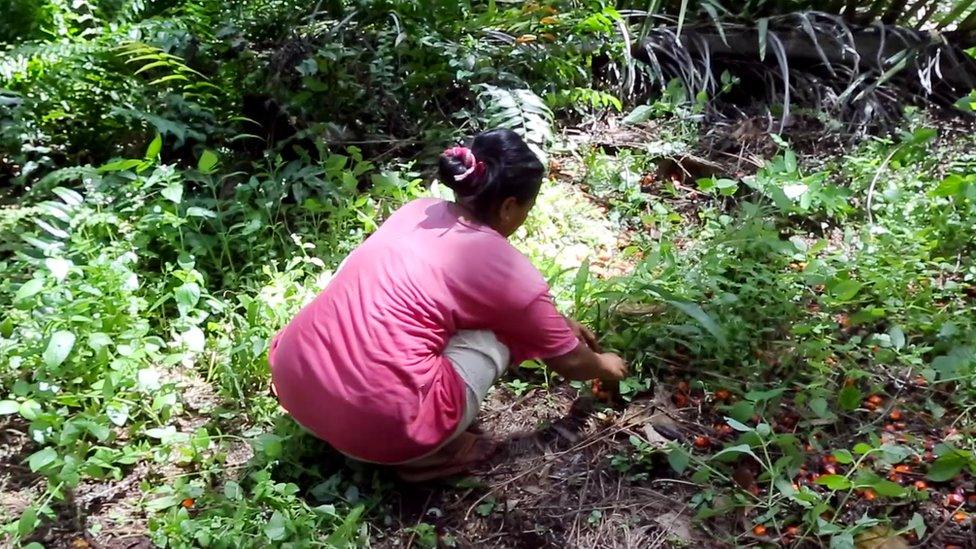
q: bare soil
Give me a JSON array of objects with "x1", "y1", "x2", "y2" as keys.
[{"x1": 376, "y1": 383, "x2": 711, "y2": 548}]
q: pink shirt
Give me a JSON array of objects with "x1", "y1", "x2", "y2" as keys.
[{"x1": 269, "y1": 198, "x2": 579, "y2": 463}]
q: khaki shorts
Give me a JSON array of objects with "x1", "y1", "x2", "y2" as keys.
[{"x1": 378, "y1": 329, "x2": 511, "y2": 465}]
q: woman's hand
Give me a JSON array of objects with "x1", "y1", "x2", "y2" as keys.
[{"x1": 597, "y1": 353, "x2": 628, "y2": 381}]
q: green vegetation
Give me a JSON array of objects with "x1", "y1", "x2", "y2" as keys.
[{"x1": 2, "y1": 0, "x2": 976, "y2": 547}]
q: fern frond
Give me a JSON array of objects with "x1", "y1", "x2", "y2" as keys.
[{"x1": 477, "y1": 85, "x2": 555, "y2": 163}]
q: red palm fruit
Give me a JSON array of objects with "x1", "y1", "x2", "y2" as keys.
[{"x1": 946, "y1": 493, "x2": 965, "y2": 507}]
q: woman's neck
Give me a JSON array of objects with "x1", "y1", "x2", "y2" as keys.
[{"x1": 451, "y1": 201, "x2": 504, "y2": 236}]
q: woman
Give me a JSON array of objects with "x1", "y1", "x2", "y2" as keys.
[{"x1": 269, "y1": 129, "x2": 627, "y2": 481}]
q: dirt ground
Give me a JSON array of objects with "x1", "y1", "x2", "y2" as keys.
[{"x1": 376, "y1": 383, "x2": 713, "y2": 548}]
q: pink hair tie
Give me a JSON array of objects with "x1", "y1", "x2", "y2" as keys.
[{"x1": 444, "y1": 146, "x2": 484, "y2": 183}]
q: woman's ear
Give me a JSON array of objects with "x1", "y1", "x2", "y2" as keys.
[{"x1": 498, "y1": 196, "x2": 520, "y2": 223}]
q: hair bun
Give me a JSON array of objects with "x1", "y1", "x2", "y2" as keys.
[{"x1": 438, "y1": 146, "x2": 484, "y2": 196}]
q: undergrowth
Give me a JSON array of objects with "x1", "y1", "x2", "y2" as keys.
[{"x1": 3, "y1": 1, "x2": 976, "y2": 548}]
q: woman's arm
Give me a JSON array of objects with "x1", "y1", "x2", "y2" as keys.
[{"x1": 544, "y1": 343, "x2": 628, "y2": 382}]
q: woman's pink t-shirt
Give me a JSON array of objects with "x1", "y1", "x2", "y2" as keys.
[{"x1": 268, "y1": 198, "x2": 579, "y2": 463}]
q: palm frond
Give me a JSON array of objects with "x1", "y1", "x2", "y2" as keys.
[{"x1": 937, "y1": 0, "x2": 976, "y2": 29}]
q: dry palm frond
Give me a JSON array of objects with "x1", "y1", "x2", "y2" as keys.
[{"x1": 629, "y1": 11, "x2": 976, "y2": 134}]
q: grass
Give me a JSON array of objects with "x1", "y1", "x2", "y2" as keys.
[{"x1": 2, "y1": 107, "x2": 976, "y2": 547}]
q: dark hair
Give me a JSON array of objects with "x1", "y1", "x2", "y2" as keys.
[{"x1": 437, "y1": 129, "x2": 545, "y2": 222}]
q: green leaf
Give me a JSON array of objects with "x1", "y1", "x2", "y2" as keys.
[
  {"x1": 14, "y1": 278, "x2": 45, "y2": 303},
  {"x1": 18, "y1": 506, "x2": 38, "y2": 537},
  {"x1": 150, "y1": 74, "x2": 189, "y2": 86},
  {"x1": 145, "y1": 133, "x2": 162, "y2": 160},
  {"x1": 711, "y1": 444, "x2": 761, "y2": 463},
  {"x1": 665, "y1": 300, "x2": 725, "y2": 343},
  {"x1": 254, "y1": 433, "x2": 283, "y2": 459},
  {"x1": 174, "y1": 282, "x2": 201, "y2": 313},
  {"x1": 888, "y1": 325, "x2": 905, "y2": 350},
  {"x1": 224, "y1": 481, "x2": 242, "y2": 500},
  {"x1": 476, "y1": 501, "x2": 496, "y2": 516},
  {"x1": 830, "y1": 532, "x2": 854, "y2": 549},
  {"x1": 869, "y1": 479, "x2": 906, "y2": 497},
  {"x1": 623, "y1": 105, "x2": 654, "y2": 125},
  {"x1": 775, "y1": 477, "x2": 796, "y2": 497},
  {"x1": 809, "y1": 397, "x2": 830, "y2": 418},
  {"x1": 757, "y1": 18, "x2": 770, "y2": 61},
  {"x1": 668, "y1": 446, "x2": 690, "y2": 474},
  {"x1": 816, "y1": 474, "x2": 851, "y2": 490},
  {"x1": 45, "y1": 257, "x2": 73, "y2": 281},
  {"x1": 724, "y1": 417, "x2": 752, "y2": 432},
  {"x1": 838, "y1": 385, "x2": 861, "y2": 412},
  {"x1": 675, "y1": 0, "x2": 689, "y2": 36},
  {"x1": 186, "y1": 207, "x2": 217, "y2": 219},
  {"x1": 28, "y1": 447, "x2": 59, "y2": 472},
  {"x1": 325, "y1": 505, "x2": 364, "y2": 546},
  {"x1": 98, "y1": 158, "x2": 144, "y2": 173},
  {"x1": 198, "y1": 150, "x2": 219, "y2": 174},
  {"x1": 832, "y1": 449, "x2": 854, "y2": 465},
  {"x1": 106, "y1": 403, "x2": 129, "y2": 426},
  {"x1": 42, "y1": 330, "x2": 76, "y2": 369},
  {"x1": 0, "y1": 400, "x2": 20, "y2": 415},
  {"x1": 830, "y1": 280, "x2": 863, "y2": 301},
  {"x1": 690, "y1": 468, "x2": 711, "y2": 483},
  {"x1": 928, "y1": 452, "x2": 967, "y2": 481},
  {"x1": 161, "y1": 183, "x2": 183, "y2": 204},
  {"x1": 264, "y1": 510, "x2": 288, "y2": 540},
  {"x1": 19, "y1": 399, "x2": 41, "y2": 420},
  {"x1": 784, "y1": 150, "x2": 797, "y2": 172},
  {"x1": 728, "y1": 400, "x2": 755, "y2": 423},
  {"x1": 908, "y1": 512, "x2": 926, "y2": 537},
  {"x1": 853, "y1": 443, "x2": 873, "y2": 455},
  {"x1": 145, "y1": 494, "x2": 182, "y2": 512},
  {"x1": 85, "y1": 421, "x2": 111, "y2": 441},
  {"x1": 744, "y1": 388, "x2": 784, "y2": 402},
  {"x1": 879, "y1": 443, "x2": 912, "y2": 464}
]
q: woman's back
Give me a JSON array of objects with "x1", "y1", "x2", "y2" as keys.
[{"x1": 269, "y1": 198, "x2": 571, "y2": 462}]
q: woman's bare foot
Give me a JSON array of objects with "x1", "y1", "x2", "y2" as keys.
[{"x1": 395, "y1": 431, "x2": 496, "y2": 482}]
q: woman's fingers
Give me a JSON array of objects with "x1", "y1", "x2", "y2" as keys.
[
  {"x1": 567, "y1": 318, "x2": 602, "y2": 352},
  {"x1": 599, "y1": 353, "x2": 628, "y2": 380},
  {"x1": 581, "y1": 325, "x2": 601, "y2": 352}
]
